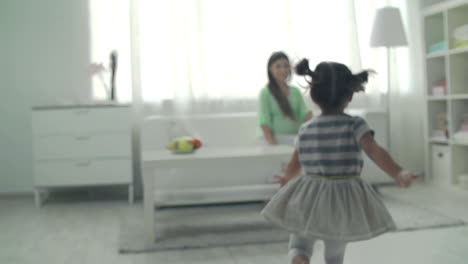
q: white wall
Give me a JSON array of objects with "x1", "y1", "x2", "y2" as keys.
[{"x1": 0, "y1": 0, "x2": 91, "y2": 193}]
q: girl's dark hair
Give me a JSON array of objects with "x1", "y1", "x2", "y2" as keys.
[
  {"x1": 267, "y1": 51, "x2": 296, "y2": 121},
  {"x1": 295, "y1": 59, "x2": 372, "y2": 110}
]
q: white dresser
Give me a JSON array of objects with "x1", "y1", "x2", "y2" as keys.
[{"x1": 31, "y1": 104, "x2": 133, "y2": 207}]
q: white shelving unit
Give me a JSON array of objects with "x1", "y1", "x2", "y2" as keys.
[{"x1": 423, "y1": 0, "x2": 468, "y2": 189}]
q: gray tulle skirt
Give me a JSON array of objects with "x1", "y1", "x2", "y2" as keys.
[{"x1": 261, "y1": 175, "x2": 396, "y2": 242}]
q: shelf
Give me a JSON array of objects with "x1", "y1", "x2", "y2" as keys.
[
  {"x1": 428, "y1": 96, "x2": 448, "y2": 100},
  {"x1": 423, "y1": 0, "x2": 468, "y2": 16},
  {"x1": 423, "y1": 6, "x2": 444, "y2": 17},
  {"x1": 426, "y1": 51, "x2": 448, "y2": 58},
  {"x1": 429, "y1": 137, "x2": 450, "y2": 144},
  {"x1": 451, "y1": 141, "x2": 468, "y2": 146},
  {"x1": 427, "y1": 95, "x2": 468, "y2": 100},
  {"x1": 450, "y1": 46, "x2": 468, "y2": 55},
  {"x1": 426, "y1": 47, "x2": 468, "y2": 57},
  {"x1": 450, "y1": 94, "x2": 468, "y2": 99}
]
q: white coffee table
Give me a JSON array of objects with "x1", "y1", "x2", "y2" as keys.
[{"x1": 142, "y1": 145, "x2": 293, "y2": 245}]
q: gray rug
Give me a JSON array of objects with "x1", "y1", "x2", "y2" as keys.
[{"x1": 119, "y1": 197, "x2": 465, "y2": 253}]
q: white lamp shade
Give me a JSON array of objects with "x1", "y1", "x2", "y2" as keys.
[{"x1": 370, "y1": 7, "x2": 408, "y2": 47}]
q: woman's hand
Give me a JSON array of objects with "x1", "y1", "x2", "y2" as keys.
[
  {"x1": 261, "y1": 125, "x2": 277, "y2": 145},
  {"x1": 394, "y1": 170, "x2": 420, "y2": 188}
]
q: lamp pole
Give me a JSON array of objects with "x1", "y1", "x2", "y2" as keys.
[
  {"x1": 370, "y1": 6, "x2": 408, "y2": 154},
  {"x1": 386, "y1": 47, "x2": 391, "y2": 153}
]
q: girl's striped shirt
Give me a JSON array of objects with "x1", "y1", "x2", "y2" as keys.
[{"x1": 294, "y1": 114, "x2": 374, "y2": 178}]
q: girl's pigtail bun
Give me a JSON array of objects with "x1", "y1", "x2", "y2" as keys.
[
  {"x1": 295, "y1": 59, "x2": 311, "y2": 76},
  {"x1": 351, "y1": 69, "x2": 376, "y2": 92},
  {"x1": 354, "y1": 71, "x2": 369, "y2": 83},
  {"x1": 295, "y1": 58, "x2": 319, "y2": 82}
]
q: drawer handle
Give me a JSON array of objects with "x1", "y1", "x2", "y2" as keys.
[
  {"x1": 75, "y1": 136, "x2": 90, "y2": 141},
  {"x1": 438, "y1": 153, "x2": 444, "y2": 158},
  {"x1": 75, "y1": 161, "x2": 91, "y2": 167}
]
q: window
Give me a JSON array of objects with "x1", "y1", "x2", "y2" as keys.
[
  {"x1": 89, "y1": 0, "x2": 385, "y2": 110},
  {"x1": 88, "y1": 0, "x2": 132, "y2": 102}
]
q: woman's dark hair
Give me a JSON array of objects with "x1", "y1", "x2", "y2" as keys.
[
  {"x1": 267, "y1": 51, "x2": 296, "y2": 121},
  {"x1": 295, "y1": 59, "x2": 372, "y2": 110}
]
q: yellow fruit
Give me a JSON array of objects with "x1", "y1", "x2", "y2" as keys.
[{"x1": 177, "y1": 138, "x2": 194, "y2": 151}]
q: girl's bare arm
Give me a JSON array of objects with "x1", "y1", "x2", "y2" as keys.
[
  {"x1": 360, "y1": 133, "x2": 418, "y2": 187},
  {"x1": 274, "y1": 151, "x2": 301, "y2": 186}
]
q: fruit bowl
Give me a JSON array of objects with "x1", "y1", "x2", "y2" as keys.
[{"x1": 166, "y1": 137, "x2": 202, "y2": 154}]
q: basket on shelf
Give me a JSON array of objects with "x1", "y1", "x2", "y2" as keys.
[
  {"x1": 428, "y1": 40, "x2": 448, "y2": 53},
  {"x1": 453, "y1": 24, "x2": 468, "y2": 49}
]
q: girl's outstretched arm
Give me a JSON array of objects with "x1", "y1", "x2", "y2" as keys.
[
  {"x1": 273, "y1": 151, "x2": 301, "y2": 186},
  {"x1": 360, "y1": 133, "x2": 418, "y2": 187}
]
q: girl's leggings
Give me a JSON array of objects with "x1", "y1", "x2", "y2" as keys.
[{"x1": 289, "y1": 234, "x2": 347, "y2": 264}]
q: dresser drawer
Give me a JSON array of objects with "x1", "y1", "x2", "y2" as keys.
[
  {"x1": 33, "y1": 133, "x2": 131, "y2": 160},
  {"x1": 32, "y1": 107, "x2": 130, "y2": 135},
  {"x1": 34, "y1": 159, "x2": 131, "y2": 187}
]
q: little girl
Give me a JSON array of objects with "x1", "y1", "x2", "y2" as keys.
[{"x1": 261, "y1": 59, "x2": 419, "y2": 264}]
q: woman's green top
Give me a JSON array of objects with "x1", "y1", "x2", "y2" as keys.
[{"x1": 258, "y1": 85, "x2": 311, "y2": 135}]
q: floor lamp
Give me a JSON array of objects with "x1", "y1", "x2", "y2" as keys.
[{"x1": 370, "y1": 7, "x2": 408, "y2": 153}]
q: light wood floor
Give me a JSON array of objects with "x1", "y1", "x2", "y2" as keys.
[{"x1": 1, "y1": 183, "x2": 468, "y2": 264}]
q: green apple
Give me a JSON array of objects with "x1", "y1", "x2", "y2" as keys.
[{"x1": 177, "y1": 138, "x2": 194, "y2": 151}]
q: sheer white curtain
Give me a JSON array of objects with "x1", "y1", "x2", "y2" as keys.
[
  {"x1": 138, "y1": 0, "x2": 291, "y2": 115},
  {"x1": 386, "y1": 0, "x2": 425, "y2": 171},
  {"x1": 134, "y1": 0, "x2": 386, "y2": 116}
]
